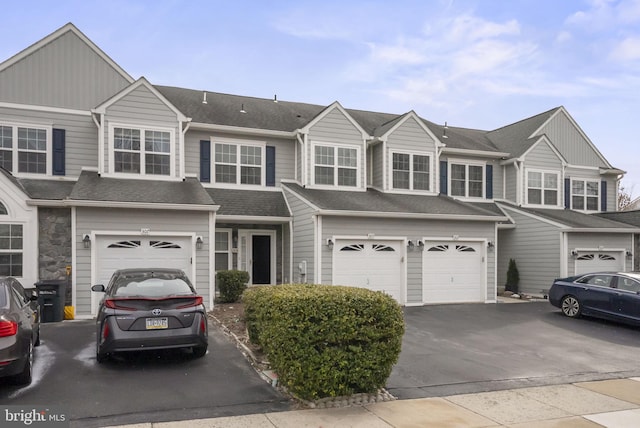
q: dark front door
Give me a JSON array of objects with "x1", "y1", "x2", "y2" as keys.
[{"x1": 252, "y1": 235, "x2": 271, "y2": 284}]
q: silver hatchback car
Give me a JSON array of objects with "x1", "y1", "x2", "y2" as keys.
[{"x1": 91, "y1": 268, "x2": 208, "y2": 363}]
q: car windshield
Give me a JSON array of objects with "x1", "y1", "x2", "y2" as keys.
[{"x1": 112, "y1": 275, "x2": 194, "y2": 298}]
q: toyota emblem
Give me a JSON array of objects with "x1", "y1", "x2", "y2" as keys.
[{"x1": 152, "y1": 309, "x2": 162, "y2": 316}]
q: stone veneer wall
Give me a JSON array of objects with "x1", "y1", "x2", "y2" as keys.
[{"x1": 38, "y1": 207, "x2": 72, "y2": 304}]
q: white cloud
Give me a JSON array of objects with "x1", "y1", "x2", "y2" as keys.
[{"x1": 610, "y1": 36, "x2": 640, "y2": 61}]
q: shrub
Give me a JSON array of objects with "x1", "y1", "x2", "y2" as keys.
[
  {"x1": 243, "y1": 284, "x2": 405, "y2": 400},
  {"x1": 506, "y1": 258, "x2": 520, "y2": 293},
  {"x1": 216, "y1": 270, "x2": 249, "y2": 303}
]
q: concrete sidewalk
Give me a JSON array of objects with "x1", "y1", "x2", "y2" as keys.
[{"x1": 106, "y1": 377, "x2": 640, "y2": 427}]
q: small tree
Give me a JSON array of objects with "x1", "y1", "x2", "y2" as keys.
[
  {"x1": 618, "y1": 183, "x2": 635, "y2": 211},
  {"x1": 216, "y1": 270, "x2": 249, "y2": 303},
  {"x1": 505, "y1": 258, "x2": 519, "y2": 293}
]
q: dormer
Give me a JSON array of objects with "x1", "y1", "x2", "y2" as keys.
[
  {"x1": 298, "y1": 102, "x2": 368, "y2": 191},
  {"x1": 369, "y1": 111, "x2": 441, "y2": 195},
  {"x1": 92, "y1": 78, "x2": 189, "y2": 180}
]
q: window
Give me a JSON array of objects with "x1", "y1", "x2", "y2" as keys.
[
  {"x1": 618, "y1": 277, "x2": 640, "y2": 293},
  {"x1": 314, "y1": 144, "x2": 358, "y2": 187},
  {"x1": 215, "y1": 230, "x2": 232, "y2": 271},
  {"x1": 392, "y1": 152, "x2": 430, "y2": 191},
  {"x1": 112, "y1": 126, "x2": 172, "y2": 176},
  {"x1": 450, "y1": 163, "x2": 483, "y2": 198},
  {"x1": 572, "y1": 179, "x2": 599, "y2": 211},
  {"x1": 214, "y1": 143, "x2": 263, "y2": 185},
  {"x1": 0, "y1": 124, "x2": 49, "y2": 174},
  {"x1": 527, "y1": 170, "x2": 559, "y2": 206},
  {"x1": 0, "y1": 224, "x2": 23, "y2": 277},
  {"x1": 0, "y1": 202, "x2": 7, "y2": 215},
  {"x1": 577, "y1": 274, "x2": 613, "y2": 287}
]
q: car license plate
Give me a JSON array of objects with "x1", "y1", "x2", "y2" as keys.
[{"x1": 146, "y1": 317, "x2": 168, "y2": 330}]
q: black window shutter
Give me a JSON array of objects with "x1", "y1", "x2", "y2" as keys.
[
  {"x1": 266, "y1": 146, "x2": 276, "y2": 187},
  {"x1": 601, "y1": 180, "x2": 607, "y2": 211},
  {"x1": 564, "y1": 178, "x2": 571, "y2": 209},
  {"x1": 439, "y1": 161, "x2": 448, "y2": 195},
  {"x1": 200, "y1": 140, "x2": 211, "y2": 183},
  {"x1": 485, "y1": 165, "x2": 493, "y2": 199},
  {"x1": 52, "y1": 128, "x2": 65, "y2": 176}
]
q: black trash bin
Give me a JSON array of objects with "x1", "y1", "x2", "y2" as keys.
[{"x1": 35, "y1": 280, "x2": 67, "y2": 323}]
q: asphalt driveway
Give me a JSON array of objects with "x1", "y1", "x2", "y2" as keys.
[
  {"x1": 0, "y1": 320, "x2": 290, "y2": 428},
  {"x1": 389, "y1": 300, "x2": 640, "y2": 399}
]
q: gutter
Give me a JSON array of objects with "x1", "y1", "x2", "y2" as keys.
[
  {"x1": 188, "y1": 121, "x2": 297, "y2": 138},
  {"x1": 27, "y1": 198, "x2": 219, "y2": 212},
  {"x1": 316, "y1": 209, "x2": 508, "y2": 222}
]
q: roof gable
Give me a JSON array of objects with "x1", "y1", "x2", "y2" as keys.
[
  {"x1": 375, "y1": 111, "x2": 442, "y2": 145},
  {"x1": 300, "y1": 101, "x2": 368, "y2": 139},
  {"x1": 521, "y1": 135, "x2": 567, "y2": 165},
  {"x1": 0, "y1": 23, "x2": 133, "y2": 109},
  {"x1": 94, "y1": 77, "x2": 187, "y2": 121}
]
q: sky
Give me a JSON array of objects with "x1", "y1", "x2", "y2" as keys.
[{"x1": 1, "y1": 0, "x2": 639, "y2": 200}]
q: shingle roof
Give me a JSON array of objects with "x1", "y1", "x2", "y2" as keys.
[
  {"x1": 206, "y1": 188, "x2": 290, "y2": 217},
  {"x1": 498, "y1": 202, "x2": 638, "y2": 230},
  {"x1": 283, "y1": 183, "x2": 505, "y2": 218},
  {"x1": 596, "y1": 210, "x2": 640, "y2": 228},
  {"x1": 155, "y1": 85, "x2": 518, "y2": 154},
  {"x1": 19, "y1": 179, "x2": 76, "y2": 200},
  {"x1": 487, "y1": 107, "x2": 560, "y2": 157},
  {"x1": 69, "y1": 170, "x2": 215, "y2": 206}
]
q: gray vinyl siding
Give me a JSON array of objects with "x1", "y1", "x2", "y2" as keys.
[
  {"x1": 523, "y1": 141, "x2": 563, "y2": 170},
  {"x1": 307, "y1": 108, "x2": 366, "y2": 188},
  {"x1": 567, "y1": 232, "x2": 634, "y2": 274},
  {"x1": 606, "y1": 178, "x2": 616, "y2": 212},
  {"x1": 0, "y1": 31, "x2": 130, "y2": 110},
  {"x1": 75, "y1": 208, "x2": 210, "y2": 315},
  {"x1": 535, "y1": 112, "x2": 606, "y2": 167},
  {"x1": 184, "y1": 130, "x2": 296, "y2": 185},
  {"x1": 370, "y1": 143, "x2": 383, "y2": 189},
  {"x1": 283, "y1": 188, "x2": 316, "y2": 283},
  {"x1": 0, "y1": 107, "x2": 98, "y2": 177},
  {"x1": 104, "y1": 86, "x2": 181, "y2": 175},
  {"x1": 321, "y1": 216, "x2": 496, "y2": 304},
  {"x1": 497, "y1": 207, "x2": 560, "y2": 296}
]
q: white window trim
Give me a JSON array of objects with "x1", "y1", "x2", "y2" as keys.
[
  {"x1": 571, "y1": 178, "x2": 600, "y2": 212},
  {"x1": 448, "y1": 159, "x2": 486, "y2": 200},
  {"x1": 525, "y1": 168, "x2": 561, "y2": 207},
  {"x1": 212, "y1": 137, "x2": 266, "y2": 189},
  {"x1": 214, "y1": 228, "x2": 233, "y2": 272},
  {"x1": 0, "y1": 121, "x2": 52, "y2": 177},
  {"x1": 389, "y1": 150, "x2": 435, "y2": 194},
  {"x1": 107, "y1": 123, "x2": 176, "y2": 178},
  {"x1": 311, "y1": 141, "x2": 361, "y2": 189}
]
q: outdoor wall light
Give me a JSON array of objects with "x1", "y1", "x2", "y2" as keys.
[
  {"x1": 487, "y1": 241, "x2": 495, "y2": 249},
  {"x1": 570, "y1": 249, "x2": 578, "y2": 257},
  {"x1": 82, "y1": 234, "x2": 91, "y2": 249},
  {"x1": 326, "y1": 239, "x2": 334, "y2": 250},
  {"x1": 407, "y1": 240, "x2": 415, "y2": 250},
  {"x1": 417, "y1": 240, "x2": 425, "y2": 250},
  {"x1": 626, "y1": 250, "x2": 633, "y2": 258},
  {"x1": 196, "y1": 236, "x2": 204, "y2": 250}
]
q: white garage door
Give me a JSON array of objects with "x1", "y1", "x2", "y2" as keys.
[
  {"x1": 332, "y1": 240, "x2": 404, "y2": 304},
  {"x1": 93, "y1": 236, "x2": 192, "y2": 313},
  {"x1": 575, "y1": 251, "x2": 624, "y2": 275},
  {"x1": 423, "y1": 241, "x2": 485, "y2": 304}
]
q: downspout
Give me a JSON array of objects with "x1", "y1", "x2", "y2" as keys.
[
  {"x1": 288, "y1": 219, "x2": 294, "y2": 284},
  {"x1": 180, "y1": 119, "x2": 192, "y2": 179},
  {"x1": 514, "y1": 160, "x2": 521, "y2": 205},
  {"x1": 91, "y1": 112, "x2": 104, "y2": 174},
  {"x1": 315, "y1": 214, "x2": 322, "y2": 284},
  {"x1": 296, "y1": 132, "x2": 304, "y2": 183}
]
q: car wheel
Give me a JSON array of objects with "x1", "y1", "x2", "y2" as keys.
[
  {"x1": 561, "y1": 295, "x2": 581, "y2": 318},
  {"x1": 192, "y1": 345, "x2": 207, "y2": 358},
  {"x1": 96, "y1": 341, "x2": 109, "y2": 364},
  {"x1": 13, "y1": 342, "x2": 33, "y2": 385}
]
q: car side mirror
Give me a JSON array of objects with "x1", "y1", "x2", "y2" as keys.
[{"x1": 91, "y1": 284, "x2": 105, "y2": 292}]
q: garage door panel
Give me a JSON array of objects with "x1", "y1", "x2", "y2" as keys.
[
  {"x1": 423, "y1": 241, "x2": 485, "y2": 304},
  {"x1": 333, "y1": 240, "x2": 404, "y2": 303},
  {"x1": 93, "y1": 236, "x2": 192, "y2": 314},
  {"x1": 576, "y1": 252, "x2": 624, "y2": 275}
]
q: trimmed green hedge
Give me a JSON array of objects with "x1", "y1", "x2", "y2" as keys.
[
  {"x1": 216, "y1": 270, "x2": 249, "y2": 303},
  {"x1": 243, "y1": 284, "x2": 404, "y2": 400}
]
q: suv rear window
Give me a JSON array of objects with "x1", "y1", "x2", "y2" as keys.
[{"x1": 112, "y1": 274, "x2": 194, "y2": 297}]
